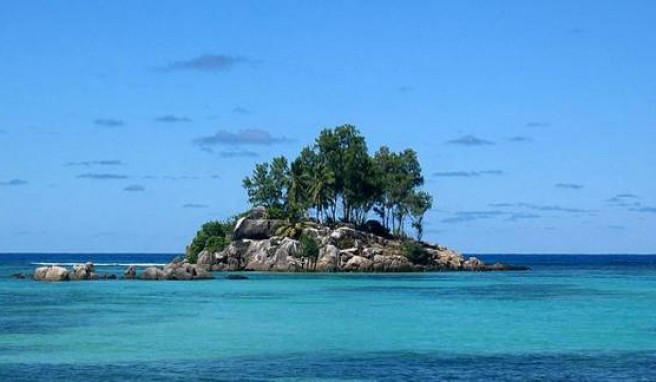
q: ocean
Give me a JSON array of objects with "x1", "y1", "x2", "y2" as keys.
[{"x1": 1, "y1": 253, "x2": 655, "y2": 381}]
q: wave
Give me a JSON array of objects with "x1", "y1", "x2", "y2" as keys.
[{"x1": 30, "y1": 262, "x2": 166, "y2": 267}]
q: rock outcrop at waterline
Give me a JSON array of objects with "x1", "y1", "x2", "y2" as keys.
[
  {"x1": 137, "y1": 258, "x2": 213, "y2": 280},
  {"x1": 195, "y1": 215, "x2": 528, "y2": 273},
  {"x1": 33, "y1": 260, "x2": 213, "y2": 281},
  {"x1": 33, "y1": 262, "x2": 118, "y2": 281}
]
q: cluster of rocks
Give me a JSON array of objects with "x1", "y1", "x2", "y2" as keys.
[
  {"x1": 33, "y1": 259, "x2": 213, "y2": 282},
  {"x1": 197, "y1": 212, "x2": 528, "y2": 273},
  {"x1": 33, "y1": 262, "x2": 117, "y2": 281},
  {"x1": 127, "y1": 258, "x2": 213, "y2": 280}
]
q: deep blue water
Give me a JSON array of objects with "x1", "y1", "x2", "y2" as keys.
[{"x1": 1, "y1": 253, "x2": 655, "y2": 381}]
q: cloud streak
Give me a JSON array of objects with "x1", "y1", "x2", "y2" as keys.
[
  {"x1": 183, "y1": 203, "x2": 208, "y2": 209},
  {"x1": 155, "y1": 115, "x2": 191, "y2": 123},
  {"x1": 123, "y1": 184, "x2": 145, "y2": 192},
  {"x1": 94, "y1": 118, "x2": 124, "y2": 127},
  {"x1": 508, "y1": 136, "x2": 533, "y2": 143},
  {"x1": 0, "y1": 179, "x2": 28, "y2": 186},
  {"x1": 526, "y1": 122, "x2": 551, "y2": 128},
  {"x1": 441, "y1": 210, "x2": 504, "y2": 223},
  {"x1": 487, "y1": 202, "x2": 591, "y2": 214},
  {"x1": 141, "y1": 174, "x2": 220, "y2": 180},
  {"x1": 433, "y1": 170, "x2": 503, "y2": 178},
  {"x1": 555, "y1": 183, "x2": 584, "y2": 190},
  {"x1": 65, "y1": 160, "x2": 124, "y2": 167},
  {"x1": 219, "y1": 150, "x2": 259, "y2": 158},
  {"x1": 446, "y1": 135, "x2": 494, "y2": 146},
  {"x1": 630, "y1": 206, "x2": 656, "y2": 214},
  {"x1": 77, "y1": 173, "x2": 128, "y2": 180},
  {"x1": 519, "y1": 203, "x2": 589, "y2": 214},
  {"x1": 507, "y1": 213, "x2": 541, "y2": 222},
  {"x1": 605, "y1": 193, "x2": 640, "y2": 207},
  {"x1": 193, "y1": 129, "x2": 290, "y2": 151},
  {"x1": 162, "y1": 54, "x2": 250, "y2": 72},
  {"x1": 233, "y1": 107, "x2": 251, "y2": 115}
]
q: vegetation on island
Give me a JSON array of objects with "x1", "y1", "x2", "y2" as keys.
[
  {"x1": 186, "y1": 124, "x2": 433, "y2": 263},
  {"x1": 186, "y1": 220, "x2": 234, "y2": 264},
  {"x1": 242, "y1": 125, "x2": 433, "y2": 236}
]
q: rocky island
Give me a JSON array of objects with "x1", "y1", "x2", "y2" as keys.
[
  {"x1": 193, "y1": 208, "x2": 527, "y2": 273},
  {"x1": 31, "y1": 125, "x2": 528, "y2": 281}
]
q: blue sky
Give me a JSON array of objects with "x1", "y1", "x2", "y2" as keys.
[{"x1": 1, "y1": 0, "x2": 655, "y2": 253}]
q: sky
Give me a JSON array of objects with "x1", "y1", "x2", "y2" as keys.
[{"x1": 1, "y1": 0, "x2": 655, "y2": 254}]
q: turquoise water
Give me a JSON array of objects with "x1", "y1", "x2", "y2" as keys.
[{"x1": 1, "y1": 254, "x2": 655, "y2": 381}]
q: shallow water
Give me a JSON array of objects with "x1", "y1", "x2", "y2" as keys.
[{"x1": 1, "y1": 254, "x2": 655, "y2": 381}]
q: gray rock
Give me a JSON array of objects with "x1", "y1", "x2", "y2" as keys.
[
  {"x1": 372, "y1": 254, "x2": 413, "y2": 272},
  {"x1": 72, "y1": 263, "x2": 92, "y2": 280},
  {"x1": 463, "y1": 256, "x2": 484, "y2": 271},
  {"x1": 249, "y1": 206, "x2": 267, "y2": 219},
  {"x1": 233, "y1": 218, "x2": 284, "y2": 240},
  {"x1": 343, "y1": 255, "x2": 373, "y2": 272},
  {"x1": 124, "y1": 265, "x2": 137, "y2": 279},
  {"x1": 140, "y1": 267, "x2": 165, "y2": 280},
  {"x1": 240, "y1": 237, "x2": 303, "y2": 271},
  {"x1": 137, "y1": 259, "x2": 216, "y2": 281},
  {"x1": 481, "y1": 262, "x2": 530, "y2": 271},
  {"x1": 196, "y1": 250, "x2": 215, "y2": 269},
  {"x1": 34, "y1": 266, "x2": 69, "y2": 281},
  {"x1": 315, "y1": 244, "x2": 340, "y2": 271}
]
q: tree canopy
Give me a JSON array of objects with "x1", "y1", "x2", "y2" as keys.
[{"x1": 242, "y1": 125, "x2": 434, "y2": 239}]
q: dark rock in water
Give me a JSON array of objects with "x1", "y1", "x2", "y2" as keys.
[
  {"x1": 225, "y1": 274, "x2": 249, "y2": 280},
  {"x1": 71, "y1": 262, "x2": 96, "y2": 280},
  {"x1": 481, "y1": 262, "x2": 530, "y2": 271},
  {"x1": 11, "y1": 273, "x2": 26, "y2": 279},
  {"x1": 124, "y1": 265, "x2": 137, "y2": 279}
]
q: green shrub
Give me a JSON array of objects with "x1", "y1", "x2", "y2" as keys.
[
  {"x1": 299, "y1": 233, "x2": 319, "y2": 260},
  {"x1": 402, "y1": 241, "x2": 431, "y2": 265},
  {"x1": 185, "y1": 220, "x2": 233, "y2": 263},
  {"x1": 205, "y1": 236, "x2": 228, "y2": 253}
]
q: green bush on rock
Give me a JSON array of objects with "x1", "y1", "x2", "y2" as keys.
[
  {"x1": 185, "y1": 220, "x2": 233, "y2": 263},
  {"x1": 402, "y1": 240, "x2": 431, "y2": 265}
]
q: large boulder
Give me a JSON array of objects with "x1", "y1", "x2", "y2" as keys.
[
  {"x1": 233, "y1": 218, "x2": 284, "y2": 240},
  {"x1": 315, "y1": 244, "x2": 340, "y2": 272},
  {"x1": 196, "y1": 250, "x2": 215, "y2": 270},
  {"x1": 249, "y1": 206, "x2": 267, "y2": 219},
  {"x1": 462, "y1": 257, "x2": 484, "y2": 271},
  {"x1": 241, "y1": 237, "x2": 303, "y2": 271},
  {"x1": 72, "y1": 262, "x2": 96, "y2": 280},
  {"x1": 343, "y1": 255, "x2": 373, "y2": 272},
  {"x1": 139, "y1": 258, "x2": 214, "y2": 280},
  {"x1": 140, "y1": 267, "x2": 166, "y2": 280},
  {"x1": 330, "y1": 227, "x2": 363, "y2": 249},
  {"x1": 164, "y1": 260, "x2": 213, "y2": 280},
  {"x1": 34, "y1": 266, "x2": 69, "y2": 281}
]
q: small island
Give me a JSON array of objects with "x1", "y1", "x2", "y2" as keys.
[
  {"x1": 187, "y1": 125, "x2": 527, "y2": 274},
  {"x1": 32, "y1": 125, "x2": 527, "y2": 281}
]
